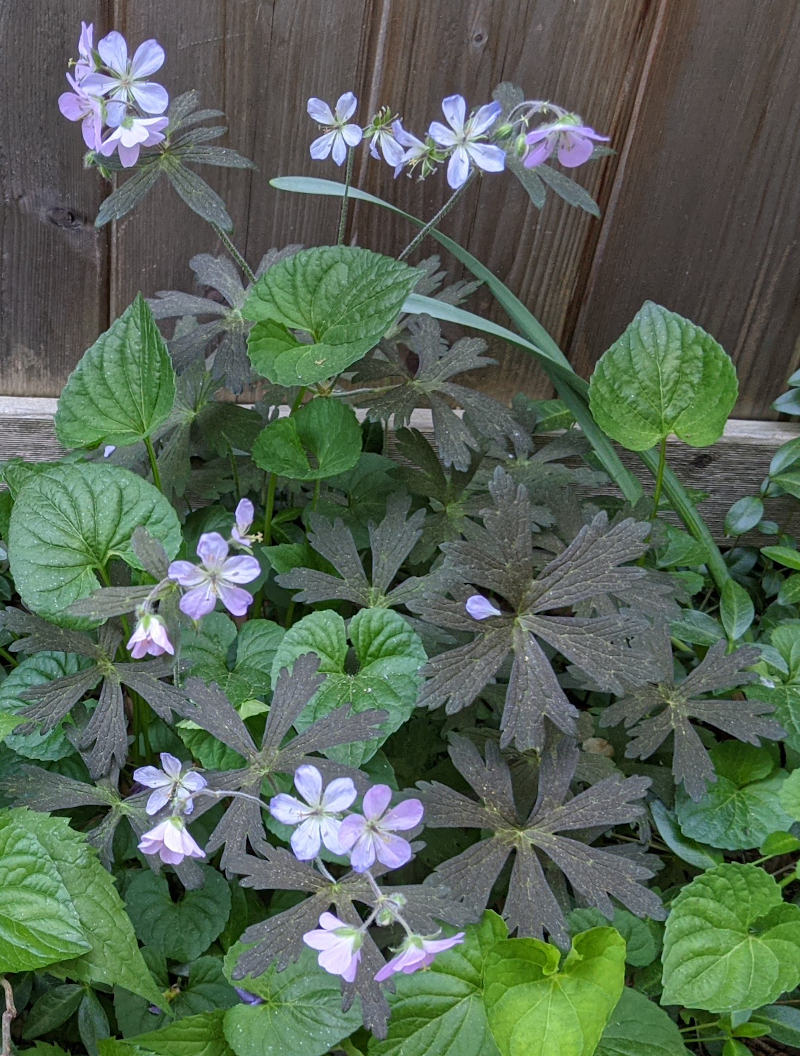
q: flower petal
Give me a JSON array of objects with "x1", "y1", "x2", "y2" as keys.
[
  {"x1": 133, "y1": 766, "x2": 170, "y2": 789},
  {"x1": 167, "y1": 561, "x2": 206, "y2": 588},
  {"x1": 557, "y1": 131, "x2": 595, "y2": 168},
  {"x1": 307, "y1": 98, "x2": 335, "y2": 125},
  {"x1": 363, "y1": 784, "x2": 392, "y2": 820},
  {"x1": 291, "y1": 817, "x2": 323, "y2": 860},
  {"x1": 130, "y1": 81, "x2": 169, "y2": 115},
  {"x1": 446, "y1": 147, "x2": 470, "y2": 189},
  {"x1": 320, "y1": 912, "x2": 346, "y2": 931},
  {"x1": 321, "y1": 777, "x2": 357, "y2": 813},
  {"x1": 196, "y1": 531, "x2": 229, "y2": 569},
  {"x1": 269, "y1": 793, "x2": 310, "y2": 825},
  {"x1": 293, "y1": 764, "x2": 323, "y2": 807},
  {"x1": 220, "y1": 555, "x2": 261, "y2": 583},
  {"x1": 331, "y1": 132, "x2": 347, "y2": 166},
  {"x1": 381, "y1": 798, "x2": 424, "y2": 831},
  {"x1": 348, "y1": 833, "x2": 377, "y2": 872},
  {"x1": 182, "y1": 772, "x2": 207, "y2": 793},
  {"x1": 523, "y1": 136, "x2": 555, "y2": 169},
  {"x1": 428, "y1": 120, "x2": 458, "y2": 148},
  {"x1": 318, "y1": 939, "x2": 357, "y2": 976},
  {"x1": 441, "y1": 94, "x2": 466, "y2": 133},
  {"x1": 319, "y1": 816, "x2": 344, "y2": 855},
  {"x1": 130, "y1": 39, "x2": 166, "y2": 79},
  {"x1": 58, "y1": 91, "x2": 85, "y2": 121},
  {"x1": 97, "y1": 30, "x2": 128, "y2": 73},
  {"x1": 310, "y1": 130, "x2": 335, "y2": 160},
  {"x1": 335, "y1": 92, "x2": 358, "y2": 122},
  {"x1": 215, "y1": 582, "x2": 254, "y2": 617},
  {"x1": 341, "y1": 123, "x2": 363, "y2": 148},
  {"x1": 145, "y1": 787, "x2": 171, "y2": 816},
  {"x1": 117, "y1": 142, "x2": 141, "y2": 168},
  {"x1": 179, "y1": 583, "x2": 218, "y2": 620},
  {"x1": 374, "y1": 831, "x2": 413, "y2": 870},
  {"x1": 160, "y1": 752, "x2": 183, "y2": 778},
  {"x1": 337, "y1": 814, "x2": 366, "y2": 850},
  {"x1": 468, "y1": 101, "x2": 502, "y2": 136},
  {"x1": 465, "y1": 595, "x2": 502, "y2": 620},
  {"x1": 304, "y1": 928, "x2": 340, "y2": 952},
  {"x1": 466, "y1": 142, "x2": 506, "y2": 173},
  {"x1": 235, "y1": 498, "x2": 254, "y2": 532}
]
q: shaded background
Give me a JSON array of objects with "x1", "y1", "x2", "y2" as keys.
[{"x1": 2, "y1": 0, "x2": 799, "y2": 414}]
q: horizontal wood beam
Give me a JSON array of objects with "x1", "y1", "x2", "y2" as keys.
[{"x1": 1, "y1": 397, "x2": 796, "y2": 543}]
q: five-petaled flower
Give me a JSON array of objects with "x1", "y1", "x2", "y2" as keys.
[
  {"x1": 269, "y1": 764, "x2": 357, "y2": 860},
  {"x1": 375, "y1": 932, "x2": 465, "y2": 981},
  {"x1": 307, "y1": 93, "x2": 363, "y2": 166},
  {"x1": 524, "y1": 115, "x2": 609, "y2": 169},
  {"x1": 58, "y1": 74, "x2": 104, "y2": 149},
  {"x1": 98, "y1": 113, "x2": 169, "y2": 168},
  {"x1": 428, "y1": 95, "x2": 505, "y2": 189},
  {"x1": 168, "y1": 532, "x2": 261, "y2": 620},
  {"x1": 82, "y1": 30, "x2": 169, "y2": 114},
  {"x1": 465, "y1": 594, "x2": 502, "y2": 620},
  {"x1": 127, "y1": 609, "x2": 174, "y2": 659},
  {"x1": 231, "y1": 498, "x2": 262, "y2": 549},
  {"x1": 392, "y1": 120, "x2": 439, "y2": 178},
  {"x1": 303, "y1": 912, "x2": 364, "y2": 982},
  {"x1": 365, "y1": 107, "x2": 404, "y2": 168},
  {"x1": 74, "y1": 21, "x2": 97, "y2": 83},
  {"x1": 138, "y1": 816, "x2": 205, "y2": 865},
  {"x1": 133, "y1": 752, "x2": 207, "y2": 815},
  {"x1": 338, "y1": 785, "x2": 423, "y2": 872}
]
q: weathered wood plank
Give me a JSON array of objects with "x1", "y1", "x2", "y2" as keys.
[
  {"x1": 2, "y1": 398, "x2": 796, "y2": 543},
  {"x1": 0, "y1": 0, "x2": 109, "y2": 397},
  {"x1": 570, "y1": 0, "x2": 800, "y2": 419}
]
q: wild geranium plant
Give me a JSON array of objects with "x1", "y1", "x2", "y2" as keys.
[{"x1": 0, "y1": 20, "x2": 798, "y2": 1056}]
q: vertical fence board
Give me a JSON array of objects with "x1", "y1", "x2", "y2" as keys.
[
  {"x1": 0, "y1": 0, "x2": 108, "y2": 397},
  {"x1": 570, "y1": 0, "x2": 800, "y2": 419}
]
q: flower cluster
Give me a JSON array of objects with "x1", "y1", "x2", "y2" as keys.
[
  {"x1": 134, "y1": 753, "x2": 207, "y2": 864},
  {"x1": 307, "y1": 91, "x2": 607, "y2": 189},
  {"x1": 58, "y1": 23, "x2": 169, "y2": 166}
]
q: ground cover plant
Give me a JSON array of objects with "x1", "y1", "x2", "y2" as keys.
[{"x1": 0, "y1": 21, "x2": 798, "y2": 1056}]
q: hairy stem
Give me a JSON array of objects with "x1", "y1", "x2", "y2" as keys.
[
  {"x1": 144, "y1": 435, "x2": 163, "y2": 494},
  {"x1": 650, "y1": 436, "x2": 668, "y2": 518},
  {"x1": 337, "y1": 148, "x2": 356, "y2": 246},
  {"x1": 398, "y1": 179, "x2": 471, "y2": 261},
  {"x1": 212, "y1": 223, "x2": 256, "y2": 284}
]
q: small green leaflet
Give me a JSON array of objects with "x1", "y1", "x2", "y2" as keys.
[
  {"x1": 595, "y1": 989, "x2": 689, "y2": 1056},
  {"x1": 271, "y1": 608, "x2": 426, "y2": 765},
  {"x1": 20, "y1": 811, "x2": 164, "y2": 1007},
  {"x1": 724, "y1": 496, "x2": 763, "y2": 536},
  {"x1": 779, "y1": 767, "x2": 800, "y2": 819},
  {"x1": 589, "y1": 302, "x2": 738, "y2": 451},
  {"x1": 368, "y1": 911, "x2": 507, "y2": 1056},
  {"x1": 762, "y1": 545, "x2": 800, "y2": 571},
  {"x1": 55, "y1": 294, "x2": 176, "y2": 450},
  {"x1": 720, "y1": 579, "x2": 754, "y2": 640},
  {"x1": 661, "y1": 862, "x2": 800, "y2": 1012},
  {"x1": 245, "y1": 245, "x2": 421, "y2": 385},
  {"x1": 223, "y1": 944, "x2": 361, "y2": 1056},
  {"x1": 0, "y1": 809, "x2": 89, "y2": 971},
  {"x1": 484, "y1": 928, "x2": 626, "y2": 1056},
  {"x1": 8, "y1": 462, "x2": 181, "y2": 625},
  {"x1": 100, "y1": 1011, "x2": 235, "y2": 1056},
  {"x1": 124, "y1": 865, "x2": 232, "y2": 962},
  {"x1": 649, "y1": 800, "x2": 722, "y2": 871},
  {"x1": 0, "y1": 652, "x2": 86, "y2": 761},
  {"x1": 252, "y1": 399, "x2": 362, "y2": 481}
]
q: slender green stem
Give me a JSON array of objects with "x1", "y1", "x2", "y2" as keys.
[
  {"x1": 780, "y1": 872, "x2": 797, "y2": 888},
  {"x1": 212, "y1": 223, "x2": 256, "y2": 285},
  {"x1": 263, "y1": 473, "x2": 277, "y2": 547},
  {"x1": 290, "y1": 386, "x2": 308, "y2": 414},
  {"x1": 284, "y1": 600, "x2": 295, "y2": 629},
  {"x1": 228, "y1": 443, "x2": 241, "y2": 500},
  {"x1": 398, "y1": 178, "x2": 471, "y2": 261},
  {"x1": 144, "y1": 435, "x2": 163, "y2": 494},
  {"x1": 311, "y1": 477, "x2": 321, "y2": 512},
  {"x1": 650, "y1": 436, "x2": 668, "y2": 518},
  {"x1": 337, "y1": 148, "x2": 356, "y2": 246},
  {"x1": 0, "y1": 647, "x2": 17, "y2": 668}
]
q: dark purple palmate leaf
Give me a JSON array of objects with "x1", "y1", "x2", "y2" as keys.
[
  {"x1": 417, "y1": 734, "x2": 664, "y2": 948},
  {"x1": 410, "y1": 469, "x2": 672, "y2": 750},
  {"x1": 600, "y1": 623, "x2": 784, "y2": 800},
  {"x1": 171, "y1": 655, "x2": 387, "y2": 869},
  {"x1": 277, "y1": 494, "x2": 426, "y2": 608}
]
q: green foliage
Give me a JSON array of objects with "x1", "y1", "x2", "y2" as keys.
[
  {"x1": 661, "y1": 863, "x2": 800, "y2": 1012},
  {"x1": 245, "y1": 246, "x2": 420, "y2": 385},
  {"x1": 595, "y1": 989, "x2": 689, "y2": 1056},
  {"x1": 589, "y1": 301, "x2": 738, "y2": 451},
  {"x1": 252, "y1": 398, "x2": 363, "y2": 480},
  {"x1": 124, "y1": 866, "x2": 232, "y2": 961},
  {"x1": 0, "y1": 652, "x2": 87, "y2": 760},
  {"x1": 55, "y1": 294, "x2": 176, "y2": 450},
  {"x1": 101, "y1": 1012, "x2": 235, "y2": 1056}
]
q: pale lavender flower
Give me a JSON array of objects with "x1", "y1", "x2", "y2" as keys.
[
  {"x1": 337, "y1": 785, "x2": 423, "y2": 872},
  {"x1": 83, "y1": 31, "x2": 169, "y2": 114},
  {"x1": 75, "y1": 21, "x2": 96, "y2": 82},
  {"x1": 138, "y1": 816, "x2": 205, "y2": 865},
  {"x1": 133, "y1": 752, "x2": 206, "y2": 815},
  {"x1": 58, "y1": 73, "x2": 104, "y2": 149},
  {"x1": 465, "y1": 594, "x2": 502, "y2": 620},
  {"x1": 428, "y1": 95, "x2": 505, "y2": 189},
  {"x1": 391, "y1": 120, "x2": 441, "y2": 179},
  {"x1": 365, "y1": 108, "x2": 404, "y2": 168},
  {"x1": 269, "y1": 764, "x2": 356, "y2": 860},
  {"x1": 231, "y1": 498, "x2": 261, "y2": 549},
  {"x1": 375, "y1": 932, "x2": 465, "y2": 981},
  {"x1": 98, "y1": 114, "x2": 168, "y2": 168},
  {"x1": 127, "y1": 610, "x2": 174, "y2": 659},
  {"x1": 168, "y1": 532, "x2": 260, "y2": 619},
  {"x1": 307, "y1": 93, "x2": 363, "y2": 166},
  {"x1": 303, "y1": 912, "x2": 363, "y2": 982},
  {"x1": 524, "y1": 116, "x2": 609, "y2": 169}
]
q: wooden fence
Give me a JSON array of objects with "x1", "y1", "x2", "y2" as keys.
[{"x1": 1, "y1": 0, "x2": 799, "y2": 420}]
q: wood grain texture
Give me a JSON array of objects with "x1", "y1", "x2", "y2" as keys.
[
  {"x1": 0, "y1": 0, "x2": 109, "y2": 397},
  {"x1": 2, "y1": 398, "x2": 796, "y2": 543},
  {"x1": 570, "y1": 0, "x2": 800, "y2": 418}
]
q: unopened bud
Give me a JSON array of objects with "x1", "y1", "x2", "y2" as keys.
[{"x1": 494, "y1": 122, "x2": 515, "y2": 140}]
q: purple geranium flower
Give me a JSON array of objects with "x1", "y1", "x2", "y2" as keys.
[
  {"x1": 127, "y1": 610, "x2": 174, "y2": 659},
  {"x1": 270, "y1": 764, "x2": 357, "y2": 860},
  {"x1": 98, "y1": 113, "x2": 168, "y2": 168},
  {"x1": 231, "y1": 498, "x2": 261, "y2": 549},
  {"x1": 83, "y1": 30, "x2": 169, "y2": 114},
  {"x1": 337, "y1": 785, "x2": 423, "y2": 872},
  {"x1": 133, "y1": 752, "x2": 207, "y2": 816},
  {"x1": 168, "y1": 532, "x2": 261, "y2": 619},
  {"x1": 465, "y1": 594, "x2": 502, "y2": 620},
  {"x1": 138, "y1": 816, "x2": 205, "y2": 865},
  {"x1": 524, "y1": 116, "x2": 609, "y2": 169},
  {"x1": 58, "y1": 73, "x2": 104, "y2": 149},
  {"x1": 75, "y1": 21, "x2": 96, "y2": 83},
  {"x1": 307, "y1": 93, "x2": 363, "y2": 166},
  {"x1": 392, "y1": 120, "x2": 440, "y2": 178},
  {"x1": 428, "y1": 95, "x2": 505, "y2": 189},
  {"x1": 375, "y1": 932, "x2": 465, "y2": 982},
  {"x1": 303, "y1": 912, "x2": 363, "y2": 982}
]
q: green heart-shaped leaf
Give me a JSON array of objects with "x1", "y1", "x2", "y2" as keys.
[
  {"x1": 252, "y1": 398, "x2": 362, "y2": 481},
  {"x1": 56, "y1": 293, "x2": 176, "y2": 449},
  {"x1": 8, "y1": 462, "x2": 181, "y2": 625},
  {"x1": 245, "y1": 245, "x2": 420, "y2": 385},
  {"x1": 588, "y1": 302, "x2": 737, "y2": 451},
  {"x1": 596, "y1": 988, "x2": 689, "y2": 1055}
]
